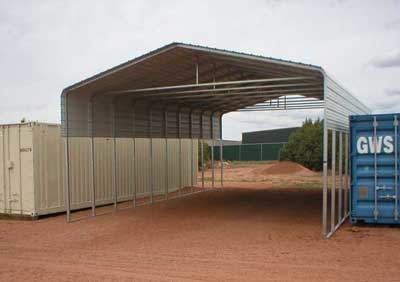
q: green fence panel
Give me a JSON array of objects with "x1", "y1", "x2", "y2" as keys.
[
  {"x1": 212, "y1": 143, "x2": 286, "y2": 162},
  {"x1": 240, "y1": 144, "x2": 261, "y2": 161},
  {"x1": 261, "y1": 143, "x2": 285, "y2": 160}
]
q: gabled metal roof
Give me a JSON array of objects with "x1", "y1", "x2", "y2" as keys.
[{"x1": 62, "y1": 42, "x2": 325, "y2": 113}]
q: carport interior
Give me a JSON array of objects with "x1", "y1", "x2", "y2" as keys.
[{"x1": 62, "y1": 42, "x2": 369, "y2": 237}]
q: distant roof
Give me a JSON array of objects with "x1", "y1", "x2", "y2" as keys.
[{"x1": 242, "y1": 127, "x2": 300, "y2": 144}]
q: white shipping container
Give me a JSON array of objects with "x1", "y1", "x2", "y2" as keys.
[
  {"x1": 0, "y1": 123, "x2": 64, "y2": 216},
  {"x1": 0, "y1": 123, "x2": 198, "y2": 217}
]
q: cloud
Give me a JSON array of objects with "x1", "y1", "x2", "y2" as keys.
[
  {"x1": 386, "y1": 89, "x2": 400, "y2": 97},
  {"x1": 385, "y1": 18, "x2": 400, "y2": 30},
  {"x1": 370, "y1": 51, "x2": 400, "y2": 68},
  {"x1": 373, "y1": 89, "x2": 400, "y2": 113}
]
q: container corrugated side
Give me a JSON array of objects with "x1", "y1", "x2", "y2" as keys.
[{"x1": 350, "y1": 113, "x2": 400, "y2": 224}]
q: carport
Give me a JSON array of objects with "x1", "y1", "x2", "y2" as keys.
[{"x1": 61, "y1": 42, "x2": 370, "y2": 237}]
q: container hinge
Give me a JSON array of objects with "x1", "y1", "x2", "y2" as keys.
[
  {"x1": 394, "y1": 210, "x2": 399, "y2": 221},
  {"x1": 373, "y1": 120, "x2": 378, "y2": 127},
  {"x1": 394, "y1": 118, "x2": 399, "y2": 126},
  {"x1": 373, "y1": 209, "x2": 379, "y2": 219}
]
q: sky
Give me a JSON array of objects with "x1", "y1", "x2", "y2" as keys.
[{"x1": 1, "y1": 0, "x2": 399, "y2": 140}]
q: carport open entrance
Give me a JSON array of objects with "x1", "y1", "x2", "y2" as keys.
[{"x1": 61, "y1": 42, "x2": 370, "y2": 238}]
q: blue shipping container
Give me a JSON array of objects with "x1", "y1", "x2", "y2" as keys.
[{"x1": 350, "y1": 113, "x2": 400, "y2": 224}]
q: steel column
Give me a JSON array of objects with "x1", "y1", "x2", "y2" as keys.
[
  {"x1": 178, "y1": 110, "x2": 182, "y2": 196},
  {"x1": 190, "y1": 111, "x2": 194, "y2": 193},
  {"x1": 64, "y1": 94, "x2": 71, "y2": 222},
  {"x1": 211, "y1": 114, "x2": 215, "y2": 190},
  {"x1": 338, "y1": 132, "x2": 343, "y2": 223},
  {"x1": 394, "y1": 115, "x2": 398, "y2": 220},
  {"x1": 200, "y1": 112, "x2": 205, "y2": 190},
  {"x1": 164, "y1": 109, "x2": 169, "y2": 200},
  {"x1": 322, "y1": 125, "x2": 328, "y2": 235},
  {"x1": 220, "y1": 138, "x2": 223, "y2": 190},
  {"x1": 132, "y1": 102, "x2": 137, "y2": 208},
  {"x1": 344, "y1": 133, "x2": 349, "y2": 216},
  {"x1": 331, "y1": 130, "x2": 336, "y2": 232},
  {"x1": 89, "y1": 99, "x2": 96, "y2": 216},
  {"x1": 201, "y1": 139, "x2": 204, "y2": 190},
  {"x1": 149, "y1": 107, "x2": 154, "y2": 204},
  {"x1": 112, "y1": 101, "x2": 117, "y2": 210}
]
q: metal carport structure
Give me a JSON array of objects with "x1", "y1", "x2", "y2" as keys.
[{"x1": 61, "y1": 42, "x2": 370, "y2": 238}]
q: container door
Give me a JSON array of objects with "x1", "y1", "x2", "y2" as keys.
[
  {"x1": 351, "y1": 114, "x2": 399, "y2": 224},
  {"x1": 0, "y1": 125, "x2": 34, "y2": 215},
  {"x1": 0, "y1": 127, "x2": 5, "y2": 212}
]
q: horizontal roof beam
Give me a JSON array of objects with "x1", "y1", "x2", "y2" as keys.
[{"x1": 104, "y1": 76, "x2": 318, "y2": 95}]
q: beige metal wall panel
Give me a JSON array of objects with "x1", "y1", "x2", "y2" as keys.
[
  {"x1": 134, "y1": 138, "x2": 151, "y2": 196},
  {"x1": 68, "y1": 137, "x2": 91, "y2": 208},
  {"x1": 93, "y1": 137, "x2": 113, "y2": 204},
  {"x1": 167, "y1": 139, "x2": 180, "y2": 191},
  {"x1": 115, "y1": 138, "x2": 134, "y2": 200},
  {"x1": 33, "y1": 124, "x2": 64, "y2": 214},
  {"x1": 152, "y1": 138, "x2": 167, "y2": 194}
]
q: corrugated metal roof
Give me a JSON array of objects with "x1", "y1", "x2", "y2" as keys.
[{"x1": 63, "y1": 42, "x2": 322, "y2": 93}]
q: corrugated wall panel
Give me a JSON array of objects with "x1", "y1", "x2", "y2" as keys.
[
  {"x1": 152, "y1": 138, "x2": 167, "y2": 194},
  {"x1": 325, "y1": 75, "x2": 370, "y2": 131},
  {"x1": 135, "y1": 138, "x2": 151, "y2": 196},
  {"x1": 116, "y1": 138, "x2": 134, "y2": 200},
  {"x1": 94, "y1": 138, "x2": 113, "y2": 204},
  {"x1": 167, "y1": 139, "x2": 180, "y2": 191},
  {"x1": 33, "y1": 124, "x2": 64, "y2": 212},
  {"x1": 68, "y1": 137, "x2": 91, "y2": 208}
]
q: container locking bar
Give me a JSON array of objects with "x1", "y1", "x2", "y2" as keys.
[
  {"x1": 375, "y1": 185, "x2": 393, "y2": 191},
  {"x1": 373, "y1": 117, "x2": 379, "y2": 220},
  {"x1": 379, "y1": 195, "x2": 397, "y2": 200}
]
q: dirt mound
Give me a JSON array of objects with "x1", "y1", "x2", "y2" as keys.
[{"x1": 258, "y1": 161, "x2": 315, "y2": 176}]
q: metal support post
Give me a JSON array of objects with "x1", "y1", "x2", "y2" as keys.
[
  {"x1": 64, "y1": 137, "x2": 71, "y2": 222},
  {"x1": 322, "y1": 125, "x2": 328, "y2": 235},
  {"x1": 394, "y1": 115, "x2": 398, "y2": 220},
  {"x1": 211, "y1": 114, "x2": 215, "y2": 190},
  {"x1": 89, "y1": 99, "x2": 96, "y2": 216},
  {"x1": 178, "y1": 110, "x2": 182, "y2": 196},
  {"x1": 200, "y1": 112, "x2": 205, "y2": 190},
  {"x1": 331, "y1": 130, "x2": 336, "y2": 232},
  {"x1": 260, "y1": 143, "x2": 263, "y2": 161},
  {"x1": 338, "y1": 132, "x2": 343, "y2": 223},
  {"x1": 164, "y1": 110, "x2": 169, "y2": 200},
  {"x1": 344, "y1": 133, "x2": 349, "y2": 216},
  {"x1": 132, "y1": 102, "x2": 137, "y2": 208},
  {"x1": 112, "y1": 101, "x2": 117, "y2": 210},
  {"x1": 64, "y1": 95, "x2": 71, "y2": 222},
  {"x1": 373, "y1": 116, "x2": 378, "y2": 220},
  {"x1": 190, "y1": 111, "x2": 194, "y2": 193},
  {"x1": 201, "y1": 139, "x2": 204, "y2": 190},
  {"x1": 149, "y1": 107, "x2": 154, "y2": 204},
  {"x1": 220, "y1": 138, "x2": 223, "y2": 190}
]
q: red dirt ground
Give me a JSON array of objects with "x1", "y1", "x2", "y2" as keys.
[{"x1": 0, "y1": 163, "x2": 399, "y2": 281}]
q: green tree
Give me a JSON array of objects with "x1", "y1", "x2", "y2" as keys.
[
  {"x1": 279, "y1": 118, "x2": 323, "y2": 171},
  {"x1": 198, "y1": 141, "x2": 210, "y2": 170}
]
